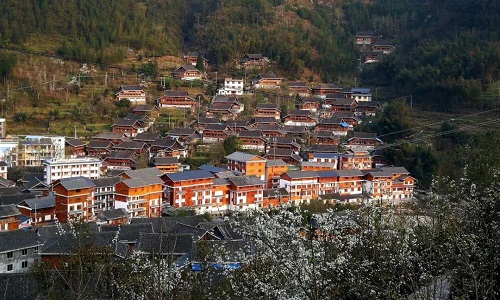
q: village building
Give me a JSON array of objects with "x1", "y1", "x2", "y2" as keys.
[
  {"x1": 115, "y1": 85, "x2": 146, "y2": 103},
  {"x1": 91, "y1": 176, "x2": 121, "y2": 212},
  {"x1": 218, "y1": 78, "x2": 244, "y2": 96},
  {"x1": 43, "y1": 157, "x2": 102, "y2": 184},
  {"x1": 96, "y1": 208, "x2": 129, "y2": 225},
  {"x1": 86, "y1": 140, "x2": 114, "y2": 158},
  {"x1": 372, "y1": 41, "x2": 396, "y2": 54},
  {"x1": 288, "y1": 82, "x2": 311, "y2": 97},
  {"x1": 17, "y1": 195, "x2": 56, "y2": 226},
  {"x1": 226, "y1": 151, "x2": 267, "y2": 181},
  {"x1": 104, "y1": 150, "x2": 138, "y2": 170},
  {"x1": 132, "y1": 104, "x2": 160, "y2": 120},
  {"x1": 355, "y1": 31, "x2": 375, "y2": 45},
  {"x1": 184, "y1": 52, "x2": 209, "y2": 68},
  {"x1": 150, "y1": 138, "x2": 187, "y2": 158},
  {"x1": 53, "y1": 177, "x2": 96, "y2": 223},
  {"x1": 284, "y1": 110, "x2": 317, "y2": 127},
  {"x1": 311, "y1": 83, "x2": 342, "y2": 95},
  {"x1": 347, "y1": 132, "x2": 383, "y2": 149},
  {"x1": 157, "y1": 91, "x2": 197, "y2": 110},
  {"x1": 153, "y1": 157, "x2": 181, "y2": 174},
  {"x1": 65, "y1": 139, "x2": 86, "y2": 157},
  {"x1": 227, "y1": 176, "x2": 265, "y2": 210},
  {"x1": 252, "y1": 74, "x2": 283, "y2": 89},
  {"x1": 265, "y1": 159, "x2": 288, "y2": 189},
  {"x1": 0, "y1": 230, "x2": 43, "y2": 273},
  {"x1": 0, "y1": 205, "x2": 22, "y2": 231},
  {"x1": 162, "y1": 170, "x2": 215, "y2": 209},
  {"x1": 172, "y1": 65, "x2": 203, "y2": 81},
  {"x1": 239, "y1": 54, "x2": 267, "y2": 68},
  {"x1": 254, "y1": 103, "x2": 281, "y2": 120},
  {"x1": 279, "y1": 171, "x2": 319, "y2": 204}
]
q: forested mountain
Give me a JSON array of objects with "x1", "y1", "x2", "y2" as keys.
[{"x1": 0, "y1": 0, "x2": 498, "y2": 108}]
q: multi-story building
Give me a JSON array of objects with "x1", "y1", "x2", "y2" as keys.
[
  {"x1": 157, "y1": 91, "x2": 197, "y2": 110},
  {"x1": 114, "y1": 173, "x2": 164, "y2": 219},
  {"x1": 17, "y1": 136, "x2": 66, "y2": 167},
  {"x1": 252, "y1": 74, "x2": 283, "y2": 89},
  {"x1": 0, "y1": 205, "x2": 22, "y2": 231},
  {"x1": 284, "y1": 110, "x2": 317, "y2": 127},
  {"x1": 0, "y1": 230, "x2": 43, "y2": 273},
  {"x1": 226, "y1": 151, "x2": 267, "y2": 181},
  {"x1": 280, "y1": 171, "x2": 319, "y2": 204},
  {"x1": 228, "y1": 176, "x2": 265, "y2": 211},
  {"x1": 162, "y1": 170, "x2": 215, "y2": 209},
  {"x1": 218, "y1": 78, "x2": 244, "y2": 96},
  {"x1": 91, "y1": 177, "x2": 121, "y2": 212},
  {"x1": 338, "y1": 148, "x2": 373, "y2": 170},
  {"x1": 288, "y1": 82, "x2": 311, "y2": 97},
  {"x1": 172, "y1": 65, "x2": 203, "y2": 81},
  {"x1": 53, "y1": 177, "x2": 96, "y2": 223},
  {"x1": 265, "y1": 159, "x2": 288, "y2": 189},
  {"x1": 17, "y1": 195, "x2": 56, "y2": 226},
  {"x1": 254, "y1": 103, "x2": 281, "y2": 120},
  {"x1": 115, "y1": 85, "x2": 146, "y2": 103},
  {"x1": 43, "y1": 157, "x2": 102, "y2": 184}
]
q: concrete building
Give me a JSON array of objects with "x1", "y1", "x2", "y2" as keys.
[{"x1": 43, "y1": 157, "x2": 102, "y2": 184}]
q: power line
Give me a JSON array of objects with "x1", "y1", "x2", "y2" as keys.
[
  {"x1": 377, "y1": 107, "x2": 500, "y2": 138},
  {"x1": 378, "y1": 118, "x2": 500, "y2": 150}
]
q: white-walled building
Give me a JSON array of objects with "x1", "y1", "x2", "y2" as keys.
[
  {"x1": 218, "y1": 78, "x2": 244, "y2": 96},
  {"x1": 43, "y1": 157, "x2": 102, "y2": 184}
]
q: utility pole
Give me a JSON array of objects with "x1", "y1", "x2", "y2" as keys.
[{"x1": 104, "y1": 72, "x2": 108, "y2": 87}]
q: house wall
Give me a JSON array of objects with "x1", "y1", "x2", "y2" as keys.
[{"x1": 0, "y1": 245, "x2": 41, "y2": 274}]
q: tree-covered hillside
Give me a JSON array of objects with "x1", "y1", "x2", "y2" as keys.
[{"x1": 0, "y1": 0, "x2": 498, "y2": 107}]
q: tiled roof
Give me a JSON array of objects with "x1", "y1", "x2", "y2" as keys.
[
  {"x1": 91, "y1": 177, "x2": 121, "y2": 187},
  {"x1": 381, "y1": 166, "x2": 410, "y2": 175},
  {"x1": 266, "y1": 159, "x2": 288, "y2": 167},
  {"x1": 106, "y1": 150, "x2": 136, "y2": 160},
  {"x1": 225, "y1": 151, "x2": 262, "y2": 162},
  {"x1": 136, "y1": 233, "x2": 194, "y2": 255},
  {"x1": 198, "y1": 165, "x2": 226, "y2": 174},
  {"x1": 114, "y1": 141, "x2": 146, "y2": 150},
  {"x1": 18, "y1": 195, "x2": 55, "y2": 210},
  {"x1": 94, "y1": 132, "x2": 126, "y2": 140},
  {"x1": 134, "y1": 133, "x2": 161, "y2": 141},
  {"x1": 153, "y1": 157, "x2": 180, "y2": 166},
  {"x1": 57, "y1": 177, "x2": 95, "y2": 190},
  {"x1": 0, "y1": 229, "x2": 42, "y2": 253},
  {"x1": 165, "y1": 170, "x2": 214, "y2": 182},
  {"x1": 263, "y1": 187, "x2": 289, "y2": 198},
  {"x1": 66, "y1": 139, "x2": 85, "y2": 147},
  {"x1": 123, "y1": 167, "x2": 164, "y2": 180},
  {"x1": 228, "y1": 176, "x2": 264, "y2": 187},
  {"x1": 0, "y1": 204, "x2": 21, "y2": 218},
  {"x1": 122, "y1": 177, "x2": 163, "y2": 188},
  {"x1": 98, "y1": 208, "x2": 128, "y2": 220},
  {"x1": 284, "y1": 171, "x2": 318, "y2": 179},
  {"x1": 87, "y1": 140, "x2": 113, "y2": 148},
  {"x1": 335, "y1": 170, "x2": 365, "y2": 177}
]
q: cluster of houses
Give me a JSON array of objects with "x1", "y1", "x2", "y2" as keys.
[{"x1": 355, "y1": 31, "x2": 396, "y2": 64}]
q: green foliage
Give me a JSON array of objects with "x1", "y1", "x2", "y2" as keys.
[
  {"x1": 115, "y1": 98, "x2": 131, "y2": 108},
  {"x1": 195, "y1": 52, "x2": 205, "y2": 72},
  {"x1": 13, "y1": 112, "x2": 27, "y2": 122},
  {"x1": 223, "y1": 135, "x2": 241, "y2": 155},
  {"x1": 140, "y1": 61, "x2": 158, "y2": 79},
  {"x1": 0, "y1": 51, "x2": 16, "y2": 82},
  {"x1": 371, "y1": 99, "x2": 412, "y2": 142}
]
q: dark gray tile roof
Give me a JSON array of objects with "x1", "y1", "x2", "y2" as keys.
[
  {"x1": 124, "y1": 167, "x2": 164, "y2": 180},
  {"x1": 66, "y1": 138, "x2": 85, "y2": 147},
  {"x1": 335, "y1": 170, "x2": 365, "y2": 177},
  {"x1": 113, "y1": 141, "x2": 146, "y2": 150},
  {"x1": 225, "y1": 151, "x2": 263, "y2": 162},
  {"x1": 0, "y1": 204, "x2": 21, "y2": 218},
  {"x1": 134, "y1": 133, "x2": 161, "y2": 141},
  {"x1": 87, "y1": 140, "x2": 113, "y2": 148},
  {"x1": 136, "y1": 233, "x2": 194, "y2": 255},
  {"x1": 94, "y1": 132, "x2": 126, "y2": 140},
  {"x1": 122, "y1": 177, "x2": 163, "y2": 188},
  {"x1": 91, "y1": 176, "x2": 121, "y2": 188},
  {"x1": 100, "y1": 222, "x2": 154, "y2": 243},
  {"x1": 57, "y1": 177, "x2": 95, "y2": 190},
  {"x1": 165, "y1": 170, "x2": 214, "y2": 182},
  {"x1": 153, "y1": 157, "x2": 180, "y2": 166},
  {"x1": 266, "y1": 159, "x2": 287, "y2": 167},
  {"x1": 263, "y1": 187, "x2": 289, "y2": 198},
  {"x1": 0, "y1": 229, "x2": 42, "y2": 253},
  {"x1": 198, "y1": 164, "x2": 226, "y2": 174},
  {"x1": 283, "y1": 171, "x2": 318, "y2": 179},
  {"x1": 106, "y1": 150, "x2": 136, "y2": 160},
  {"x1": 98, "y1": 208, "x2": 128, "y2": 221},
  {"x1": 121, "y1": 85, "x2": 143, "y2": 91},
  {"x1": 381, "y1": 166, "x2": 410, "y2": 175},
  {"x1": 18, "y1": 195, "x2": 55, "y2": 210},
  {"x1": 228, "y1": 176, "x2": 264, "y2": 187}
]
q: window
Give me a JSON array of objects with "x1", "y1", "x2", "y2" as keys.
[
  {"x1": 22, "y1": 249, "x2": 28, "y2": 255},
  {"x1": 7, "y1": 264, "x2": 13, "y2": 271},
  {"x1": 22, "y1": 261, "x2": 28, "y2": 268},
  {"x1": 7, "y1": 251, "x2": 13, "y2": 258}
]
